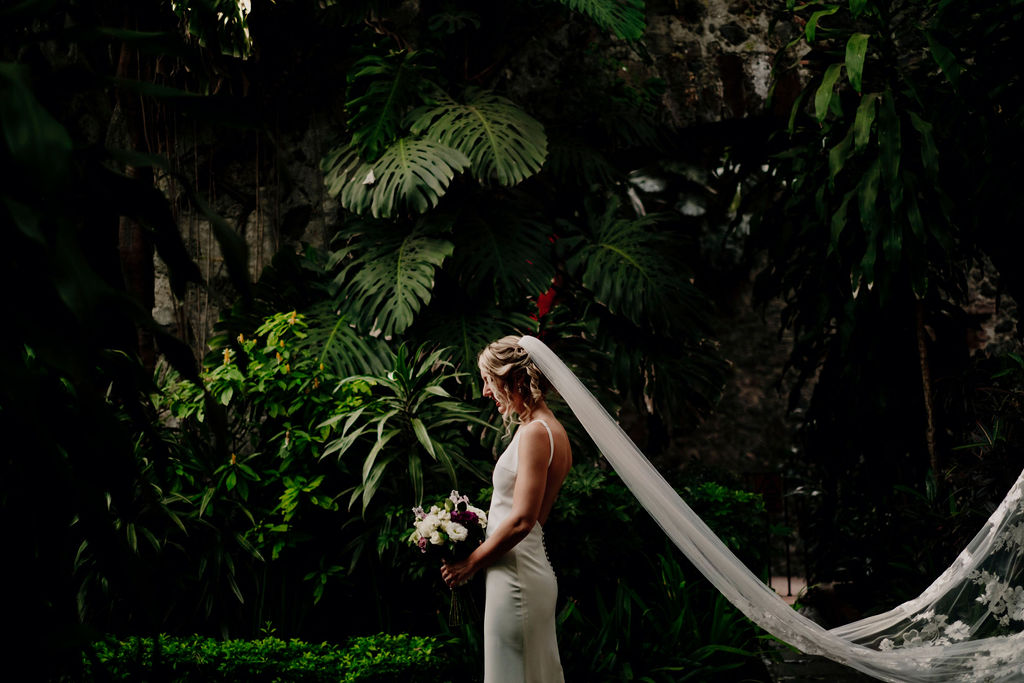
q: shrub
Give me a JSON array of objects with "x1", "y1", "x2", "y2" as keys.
[
  {"x1": 544, "y1": 465, "x2": 773, "y2": 681},
  {"x1": 85, "y1": 633, "x2": 455, "y2": 682}
]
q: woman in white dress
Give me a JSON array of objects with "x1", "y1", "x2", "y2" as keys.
[{"x1": 440, "y1": 336, "x2": 572, "y2": 683}]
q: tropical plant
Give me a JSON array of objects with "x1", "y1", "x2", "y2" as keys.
[
  {"x1": 86, "y1": 632, "x2": 455, "y2": 682},
  {"x1": 549, "y1": 466, "x2": 770, "y2": 681},
  {"x1": 321, "y1": 343, "x2": 495, "y2": 512},
  {"x1": 1, "y1": 2, "x2": 255, "y2": 674},
  {"x1": 4, "y1": 0, "x2": 753, "y2": 671},
  {"x1": 747, "y1": 0, "x2": 1024, "y2": 586},
  {"x1": 328, "y1": 220, "x2": 455, "y2": 337}
]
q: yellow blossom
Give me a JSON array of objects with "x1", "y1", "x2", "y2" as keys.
[
  {"x1": 237, "y1": 333, "x2": 245, "y2": 344},
  {"x1": 223, "y1": 349, "x2": 231, "y2": 365},
  {"x1": 288, "y1": 310, "x2": 297, "y2": 325},
  {"x1": 312, "y1": 377, "x2": 319, "y2": 389},
  {"x1": 230, "y1": 453, "x2": 237, "y2": 465},
  {"x1": 284, "y1": 363, "x2": 290, "y2": 373},
  {"x1": 276, "y1": 352, "x2": 282, "y2": 363},
  {"x1": 279, "y1": 340, "x2": 284, "y2": 348}
]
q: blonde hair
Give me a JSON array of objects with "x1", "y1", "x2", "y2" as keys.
[{"x1": 478, "y1": 335, "x2": 551, "y2": 433}]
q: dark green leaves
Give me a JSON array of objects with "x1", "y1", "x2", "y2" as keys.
[
  {"x1": 853, "y1": 93, "x2": 879, "y2": 150},
  {"x1": 346, "y1": 50, "x2": 436, "y2": 162},
  {"x1": 845, "y1": 33, "x2": 870, "y2": 93},
  {"x1": 805, "y1": 5, "x2": 839, "y2": 42},
  {"x1": 320, "y1": 344, "x2": 493, "y2": 511},
  {"x1": 878, "y1": 90, "x2": 901, "y2": 188},
  {"x1": 449, "y1": 204, "x2": 557, "y2": 303},
  {"x1": 0, "y1": 63, "x2": 71, "y2": 186},
  {"x1": 564, "y1": 196, "x2": 705, "y2": 336},
  {"x1": 411, "y1": 89, "x2": 548, "y2": 187},
  {"x1": 324, "y1": 87, "x2": 545, "y2": 217},
  {"x1": 925, "y1": 31, "x2": 960, "y2": 90},
  {"x1": 556, "y1": 0, "x2": 647, "y2": 41},
  {"x1": 330, "y1": 223, "x2": 454, "y2": 337},
  {"x1": 322, "y1": 138, "x2": 470, "y2": 218},
  {"x1": 815, "y1": 64, "x2": 842, "y2": 122}
]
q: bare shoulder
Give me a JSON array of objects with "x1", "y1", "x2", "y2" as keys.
[
  {"x1": 519, "y1": 420, "x2": 553, "y2": 452},
  {"x1": 521, "y1": 417, "x2": 570, "y2": 456}
]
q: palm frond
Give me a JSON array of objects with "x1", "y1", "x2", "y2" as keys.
[
  {"x1": 345, "y1": 50, "x2": 436, "y2": 162},
  {"x1": 331, "y1": 223, "x2": 454, "y2": 337},
  {"x1": 554, "y1": 0, "x2": 646, "y2": 41},
  {"x1": 321, "y1": 137, "x2": 469, "y2": 218},
  {"x1": 411, "y1": 89, "x2": 547, "y2": 187},
  {"x1": 449, "y1": 202, "x2": 558, "y2": 303}
]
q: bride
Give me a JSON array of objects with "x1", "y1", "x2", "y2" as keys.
[{"x1": 440, "y1": 336, "x2": 572, "y2": 683}]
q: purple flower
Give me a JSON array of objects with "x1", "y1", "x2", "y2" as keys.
[{"x1": 452, "y1": 509, "x2": 478, "y2": 525}]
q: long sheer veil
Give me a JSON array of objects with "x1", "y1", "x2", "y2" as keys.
[{"x1": 519, "y1": 335, "x2": 1024, "y2": 682}]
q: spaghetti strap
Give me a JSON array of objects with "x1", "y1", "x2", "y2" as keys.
[{"x1": 532, "y1": 419, "x2": 555, "y2": 466}]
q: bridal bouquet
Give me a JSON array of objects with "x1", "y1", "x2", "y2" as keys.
[{"x1": 409, "y1": 490, "x2": 487, "y2": 624}]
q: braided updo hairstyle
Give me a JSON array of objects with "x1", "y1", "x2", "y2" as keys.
[{"x1": 478, "y1": 335, "x2": 551, "y2": 432}]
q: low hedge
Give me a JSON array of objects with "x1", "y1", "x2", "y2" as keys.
[{"x1": 84, "y1": 633, "x2": 456, "y2": 682}]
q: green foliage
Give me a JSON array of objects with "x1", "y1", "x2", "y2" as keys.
[
  {"x1": 1, "y1": 5, "x2": 258, "y2": 674},
  {"x1": 86, "y1": 633, "x2": 453, "y2": 682},
  {"x1": 170, "y1": 0, "x2": 254, "y2": 58},
  {"x1": 411, "y1": 89, "x2": 549, "y2": 187},
  {"x1": 549, "y1": 466, "x2": 770, "y2": 681},
  {"x1": 329, "y1": 221, "x2": 455, "y2": 337},
  {"x1": 412, "y1": 302, "x2": 540, "y2": 381},
  {"x1": 346, "y1": 50, "x2": 438, "y2": 162},
  {"x1": 753, "y1": 0, "x2": 1024, "y2": 588},
  {"x1": 7, "y1": 0, "x2": 733, "y2": 666},
  {"x1": 321, "y1": 343, "x2": 494, "y2": 511},
  {"x1": 552, "y1": 196, "x2": 726, "y2": 417},
  {"x1": 323, "y1": 137, "x2": 471, "y2": 218},
  {"x1": 564, "y1": 195, "x2": 705, "y2": 336},
  {"x1": 327, "y1": 85, "x2": 548, "y2": 216},
  {"x1": 447, "y1": 200, "x2": 558, "y2": 304},
  {"x1": 92, "y1": 310, "x2": 380, "y2": 629},
  {"x1": 555, "y1": 0, "x2": 647, "y2": 41}
]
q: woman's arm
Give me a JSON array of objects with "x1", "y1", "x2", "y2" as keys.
[{"x1": 440, "y1": 423, "x2": 551, "y2": 586}]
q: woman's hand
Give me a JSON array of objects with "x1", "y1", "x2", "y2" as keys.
[{"x1": 440, "y1": 558, "x2": 476, "y2": 588}]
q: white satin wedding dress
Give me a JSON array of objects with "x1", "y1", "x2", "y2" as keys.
[{"x1": 484, "y1": 419, "x2": 564, "y2": 683}]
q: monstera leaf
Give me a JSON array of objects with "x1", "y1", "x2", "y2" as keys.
[
  {"x1": 449, "y1": 202, "x2": 558, "y2": 303},
  {"x1": 411, "y1": 89, "x2": 547, "y2": 187},
  {"x1": 322, "y1": 137, "x2": 469, "y2": 218},
  {"x1": 555, "y1": 0, "x2": 646, "y2": 41},
  {"x1": 545, "y1": 136, "x2": 621, "y2": 188},
  {"x1": 330, "y1": 223, "x2": 454, "y2": 337},
  {"x1": 563, "y1": 195, "x2": 707, "y2": 336},
  {"x1": 345, "y1": 50, "x2": 436, "y2": 162}
]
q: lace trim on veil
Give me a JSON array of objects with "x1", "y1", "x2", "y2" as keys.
[{"x1": 519, "y1": 335, "x2": 1024, "y2": 682}]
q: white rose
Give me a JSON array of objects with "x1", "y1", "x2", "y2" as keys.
[
  {"x1": 429, "y1": 531, "x2": 444, "y2": 545},
  {"x1": 444, "y1": 521, "x2": 468, "y2": 542}
]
